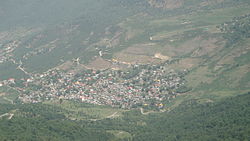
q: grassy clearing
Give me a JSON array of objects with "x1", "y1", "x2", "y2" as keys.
[
  {"x1": 188, "y1": 5, "x2": 250, "y2": 26},
  {"x1": 185, "y1": 66, "x2": 215, "y2": 88},
  {"x1": 44, "y1": 100, "x2": 125, "y2": 120},
  {"x1": 108, "y1": 130, "x2": 132, "y2": 141},
  {"x1": 0, "y1": 86, "x2": 19, "y2": 104},
  {"x1": 0, "y1": 97, "x2": 9, "y2": 104}
]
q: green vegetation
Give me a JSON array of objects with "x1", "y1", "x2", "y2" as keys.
[
  {"x1": 0, "y1": 62, "x2": 27, "y2": 80},
  {"x1": 220, "y1": 14, "x2": 250, "y2": 47},
  {"x1": 0, "y1": 86, "x2": 19, "y2": 104},
  {"x1": 1, "y1": 0, "x2": 250, "y2": 77},
  {"x1": 130, "y1": 93, "x2": 250, "y2": 141},
  {"x1": 44, "y1": 100, "x2": 125, "y2": 120},
  {"x1": 0, "y1": 103, "x2": 117, "y2": 140},
  {"x1": 0, "y1": 93, "x2": 249, "y2": 141}
]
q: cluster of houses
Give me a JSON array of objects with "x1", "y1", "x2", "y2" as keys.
[
  {"x1": 0, "y1": 41, "x2": 20, "y2": 64},
  {"x1": 0, "y1": 78, "x2": 16, "y2": 86},
  {"x1": 6, "y1": 62, "x2": 187, "y2": 109}
]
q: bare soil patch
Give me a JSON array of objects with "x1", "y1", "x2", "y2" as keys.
[
  {"x1": 114, "y1": 43, "x2": 166, "y2": 64},
  {"x1": 0, "y1": 93, "x2": 6, "y2": 96},
  {"x1": 87, "y1": 57, "x2": 112, "y2": 70},
  {"x1": 170, "y1": 58, "x2": 202, "y2": 70}
]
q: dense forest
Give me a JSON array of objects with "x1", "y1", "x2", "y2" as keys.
[{"x1": 0, "y1": 93, "x2": 249, "y2": 141}]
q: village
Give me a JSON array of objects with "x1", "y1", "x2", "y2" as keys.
[
  {"x1": 0, "y1": 40, "x2": 20, "y2": 64},
  {"x1": 1, "y1": 61, "x2": 188, "y2": 109}
]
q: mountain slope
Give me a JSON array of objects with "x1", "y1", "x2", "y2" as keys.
[
  {"x1": 0, "y1": 93, "x2": 249, "y2": 141},
  {"x1": 0, "y1": 0, "x2": 249, "y2": 108},
  {"x1": 0, "y1": 1, "x2": 250, "y2": 140}
]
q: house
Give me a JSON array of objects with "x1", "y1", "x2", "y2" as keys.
[
  {"x1": 26, "y1": 78, "x2": 33, "y2": 83},
  {"x1": 8, "y1": 78, "x2": 15, "y2": 84}
]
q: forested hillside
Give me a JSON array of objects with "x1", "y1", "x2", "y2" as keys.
[{"x1": 0, "y1": 93, "x2": 249, "y2": 140}]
